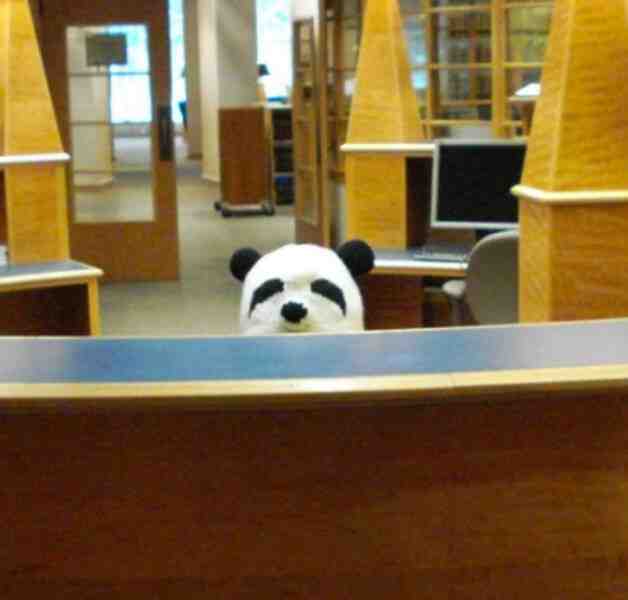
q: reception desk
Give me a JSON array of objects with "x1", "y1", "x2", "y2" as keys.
[{"x1": 4, "y1": 321, "x2": 628, "y2": 598}]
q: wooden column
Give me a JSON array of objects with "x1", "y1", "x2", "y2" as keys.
[
  {"x1": 344, "y1": 0, "x2": 425, "y2": 250},
  {"x1": 2, "y1": 0, "x2": 70, "y2": 263},
  {"x1": 513, "y1": 0, "x2": 628, "y2": 322}
]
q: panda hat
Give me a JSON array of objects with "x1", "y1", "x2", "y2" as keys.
[{"x1": 230, "y1": 240, "x2": 374, "y2": 335}]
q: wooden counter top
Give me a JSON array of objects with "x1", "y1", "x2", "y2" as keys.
[
  {"x1": 2, "y1": 318, "x2": 628, "y2": 409},
  {"x1": 5, "y1": 320, "x2": 628, "y2": 598}
]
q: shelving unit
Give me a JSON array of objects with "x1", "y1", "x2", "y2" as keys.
[
  {"x1": 498, "y1": 0, "x2": 553, "y2": 136},
  {"x1": 316, "y1": 0, "x2": 553, "y2": 181},
  {"x1": 267, "y1": 105, "x2": 294, "y2": 205},
  {"x1": 424, "y1": 0, "x2": 493, "y2": 138}
]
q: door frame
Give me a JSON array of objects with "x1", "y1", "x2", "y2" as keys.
[
  {"x1": 291, "y1": 2, "x2": 330, "y2": 246},
  {"x1": 40, "y1": 0, "x2": 179, "y2": 282}
]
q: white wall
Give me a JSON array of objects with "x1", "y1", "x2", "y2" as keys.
[{"x1": 197, "y1": 0, "x2": 257, "y2": 182}]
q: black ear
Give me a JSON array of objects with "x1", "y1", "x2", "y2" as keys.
[
  {"x1": 336, "y1": 239, "x2": 375, "y2": 278},
  {"x1": 230, "y1": 247, "x2": 261, "y2": 282}
]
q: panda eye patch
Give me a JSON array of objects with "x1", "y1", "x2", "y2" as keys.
[
  {"x1": 249, "y1": 278, "x2": 284, "y2": 316},
  {"x1": 311, "y1": 279, "x2": 346, "y2": 315}
]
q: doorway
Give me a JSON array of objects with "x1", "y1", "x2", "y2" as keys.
[{"x1": 42, "y1": 0, "x2": 179, "y2": 282}]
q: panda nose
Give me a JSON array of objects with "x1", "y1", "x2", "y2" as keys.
[{"x1": 281, "y1": 301, "x2": 307, "y2": 324}]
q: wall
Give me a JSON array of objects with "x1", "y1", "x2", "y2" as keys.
[{"x1": 197, "y1": 0, "x2": 257, "y2": 182}]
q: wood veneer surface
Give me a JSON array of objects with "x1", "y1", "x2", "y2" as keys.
[
  {"x1": 4, "y1": 392, "x2": 628, "y2": 598},
  {"x1": 522, "y1": 0, "x2": 628, "y2": 192}
]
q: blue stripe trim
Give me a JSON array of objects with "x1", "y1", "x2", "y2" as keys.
[{"x1": 1, "y1": 320, "x2": 628, "y2": 384}]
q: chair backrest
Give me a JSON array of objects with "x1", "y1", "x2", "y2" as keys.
[{"x1": 465, "y1": 230, "x2": 519, "y2": 324}]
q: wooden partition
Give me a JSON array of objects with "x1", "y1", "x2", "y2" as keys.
[
  {"x1": 1, "y1": 0, "x2": 70, "y2": 264},
  {"x1": 4, "y1": 321, "x2": 628, "y2": 597},
  {"x1": 0, "y1": 0, "x2": 102, "y2": 335},
  {"x1": 513, "y1": 0, "x2": 628, "y2": 322}
]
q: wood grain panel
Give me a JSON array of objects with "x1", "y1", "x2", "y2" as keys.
[
  {"x1": 346, "y1": 0, "x2": 423, "y2": 143},
  {"x1": 360, "y1": 272, "x2": 422, "y2": 330},
  {"x1": 521, "y1": 200, "x2": 628, "y2": 322},
  {"x1": 4, "y1": 163, "x2": 69, "y2": 262},
  {"x1": 518, "y1": 197, "x2": 552, "y2": 322},
  {"x1": 219, "y1": 107, "x2": 269, "y2": 205},
  {"x1": 346, "y1": 154, "x2": 408, "y2": 248},
  {"x1": 0, "y1": 173, "x2": 6, "y2": 243},
  {"x1": 4, "y1": 0, "x2": 63, "y2": 156},
  {"x1": 4, "y1": 392, "x2": 628, "y2": 598},
  {"x1": 0, "y1": 283, "x2": 89, "y2": 335},
  {"x1": 522, "y1": 0, "x2": 628, "y2": 192}
]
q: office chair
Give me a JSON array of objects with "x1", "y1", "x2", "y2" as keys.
[{"x1": 442, "y1": 230, "x2": 519, "y2": 325}]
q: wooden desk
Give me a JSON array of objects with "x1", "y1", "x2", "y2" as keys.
[
  {"x1": 362, "y1": 248, "x2": 467, "y2": 330},
  {"x1": 0, "y1": 260, "x2": 103, "y2": 335},
  {"x1": 3, "y1": 320, "x2": 628, "y2": 598}
]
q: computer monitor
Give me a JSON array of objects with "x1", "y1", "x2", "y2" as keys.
[{"x1": 430, "y1": 139, "x2": 526, "y2": 232}]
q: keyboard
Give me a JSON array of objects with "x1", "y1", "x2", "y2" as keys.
[{"x1": 411, "y1": 243, "x2": 472, "y2": 263}]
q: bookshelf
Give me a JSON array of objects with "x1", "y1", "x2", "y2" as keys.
[
  {"x1": 317, "y1": 0, "x2": 553, "y2": 180},
  {"x1": 498, "y1": 0, "x2": 553, "y2": 136},
  {"x1": 267, "y1": 105, "x2": 294, "y2": 205},
  {"x1": 424, "y1": 1, "x2": 493, "y2": 138}
]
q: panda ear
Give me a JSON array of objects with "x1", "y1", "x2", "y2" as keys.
[
  {"x1": 336, "y1": 239, "x2": 375, "y2": 278},
  {"x1": 230, "y1": 247, "x2": 261, "y2": 282}
]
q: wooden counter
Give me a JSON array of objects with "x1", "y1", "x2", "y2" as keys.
[{"x1": 3, "y1": 321, "x2": 628, "y2": 598}]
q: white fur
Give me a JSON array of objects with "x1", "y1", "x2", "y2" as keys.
[{"x1": 239, "y1": 244, "x2": 365, "y2": 335}]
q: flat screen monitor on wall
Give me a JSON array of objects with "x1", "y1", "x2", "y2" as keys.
[{"x1": 430, "y1": 139, "x2": 527, "y2": 232}]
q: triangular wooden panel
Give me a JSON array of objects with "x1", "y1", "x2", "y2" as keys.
[
  {"x1": 4, "y1": 0, "x2": 63, "y2": 154},
  {"x1": 346, "y1": 0, "x2": 424, "y2": 143},
  {"x1": 0, "y1": 2, "x2": 6, "y2": 153},
  {"x1": 522, "y1": 0, "x2": 628, "y2": 192}
]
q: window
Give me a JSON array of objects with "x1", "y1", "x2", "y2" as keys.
[
  {"x1": 257, "y1": 0, "x2": 292, "y2": 100},
  {"x1": 108, "y1": 0, "x2": 186, "y2": 124}
]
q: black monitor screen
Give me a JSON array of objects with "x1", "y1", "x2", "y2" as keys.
[{"x1": 430, "y1": 140, "x2": 526, "y2": 231}]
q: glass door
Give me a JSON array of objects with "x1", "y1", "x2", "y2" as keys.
[
  {"x1": 35, "y1": 0, "x2": 181, "y2": 283},
  {"x1": 292, "y1": 18, "x2": 328, "y2": 245},
  {"x1": 63, "y1": 20, "x2": 179, "y2": 281}
]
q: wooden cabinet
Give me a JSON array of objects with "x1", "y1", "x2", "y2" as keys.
[{"x1": 217, "y1": 105, "x2": 273, "y2": 216}]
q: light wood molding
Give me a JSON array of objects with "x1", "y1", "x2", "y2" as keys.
[
  {"x1": 341, "y1": 143, "x2": 434, "y2": 156},
  {"x1": 513, "y1": 184, "x2": 628, "y2": 205},
  {"x1": 346, "y1": 0, "x2": 424, "y2": 143},
  {"x1": 0, "y1": 152, "x2": 70, "y2": 165}
]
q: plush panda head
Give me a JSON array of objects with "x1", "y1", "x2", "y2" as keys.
[{"x1": 230, "y1": 240, "x2": 374, "y2": 335}]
